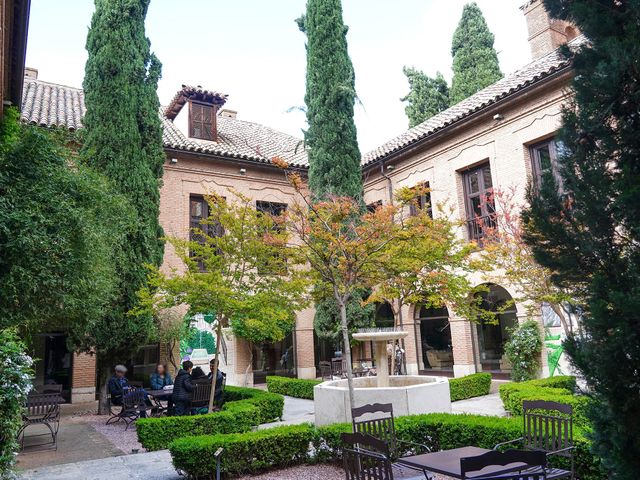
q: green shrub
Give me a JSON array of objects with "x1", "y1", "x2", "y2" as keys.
[
  {"x1": 0, "y1": 330, "x2": 33, "y2": 476},
  {"x1": 223, "y1": 385, "x2": 284, "y2": 423},
  {"x1": 499, "y1": 376, "x2": 590, "y2": 426},
  {"x1": 266, "y1": 376, "x2": 321, "y2": 399},
  {"x1": 170, "y1": 424, "x2": 315, "y2": 477},
  {"x1": 449, "y1": 373, "x2": 492, "y2": 402},
  {"x1": 169, "y1": 413, "x2": 604, "y2": 480},
  {"x1": 504, "y1": 320, "x2": 543, "y2": 382},
  {"x1": 137, "y1": 386, "x2": 284, "y2": 451}
]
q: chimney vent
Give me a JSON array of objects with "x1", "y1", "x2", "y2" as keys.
[
  {"x1": 24, "y1": 67, "x2": 38, "y2": 80},
  {"x1": 521, "y1": 0, "x2": 579, "y2": 61},
  {"x1": 220, "y1": 109, "x2": 237, "y2": 119}
]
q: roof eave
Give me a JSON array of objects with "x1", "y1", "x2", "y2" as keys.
[{"x1": 362, "y1": 64, "x2": 574, "y2": 172}]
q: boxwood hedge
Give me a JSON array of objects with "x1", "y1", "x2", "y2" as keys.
[
  {"x1": 266, "y1": 376, "x2": 321, "y2": 399},
  {"x1": 137, "y1": 386, "x2": 284, "y2": 451},
  {"x1": 449, "y1": 373, "x2": 492, "y2": 402},
  {"x1": 499, "y1": 376, "x2": 590, "y2": 426},
  {"x1": 169, "y1": 413, "x2": 604, "y2": 479}
]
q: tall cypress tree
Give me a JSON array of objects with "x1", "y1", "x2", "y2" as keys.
[
  {"x1": 450, "y1": 2, "x2": 502, "y2": 104},
  {"x1": 401, "y1": 68, "x2": 450, "y2": 127},
  {"x1": 523, "y1": 1, "x2": 640, "y2": 477},
  {"x1": 298, "y1": 0, "x2": 372, "y2": 342},
  {"x1": 297, "y1": 0, "x2": 363, "y2": 202},
  {"x1": 81, "y1": 0, "x2": 164, "y2": 397}
]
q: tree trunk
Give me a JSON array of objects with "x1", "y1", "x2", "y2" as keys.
[
  {"x1": 243, "y1": 344, "x2": 254, "y2": 388},
  {"x1": 396, "y1": 300, "x2": 407, "y2": 375},
  {"x1": 97, "y1": 361, "x2": 110, "y2": 415},
  {"x1": 167, "y1": 339, "x2": 179, "y2": 374},
  {"x1": 337, "y1": 294, "x2": 356, "y2": 410},
  {"x1": 207, "y1": 320, "x2": 223, "y2": 413}
]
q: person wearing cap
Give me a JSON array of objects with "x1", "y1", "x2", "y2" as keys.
[{"x1": 108, "y1": 364, "x2": 131, "y2": 406}]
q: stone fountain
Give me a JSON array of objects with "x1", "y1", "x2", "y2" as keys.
[{"x1": 314, "y1": 327, "x2": 451, "y2": 426}]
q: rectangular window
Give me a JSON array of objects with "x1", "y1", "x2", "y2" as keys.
[
  {"x1": 256, "y1": 201, "x2": 288, "y2": 274},
  {"x1": 189, "y1": 102, "x2": 216, "y2": 141},
  {"x1": 409, "y1": 182, "x2": 433, "y2": 218},
  {"x1": 366, "y1": 200, "x2": 383, "y2": 213},
  {"x1": 530, "y1": 139, "x2": 563, "y2": 193},
  {"x1": 189, "y1": 195, "x2": 223, "y2": 270},
  {"x1": 463, "y1": 163, "x2": 496, "y2": 242}
]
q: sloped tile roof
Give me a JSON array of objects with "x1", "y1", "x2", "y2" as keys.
[
  {"x1": 20, "y1": 78, "x2": 308, "y2": 168},
  {"x1": 361, "y1": 38, "x2": 582, "y2": 166}
]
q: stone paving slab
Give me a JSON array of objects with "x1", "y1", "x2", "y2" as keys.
[
  {"x1": 20, "y1": 450, "x2": 180, "y2": 480},
  {"x1": 451, "y1": 393, "x2": 507, "y2": 417},
  {"x1": 17, "y1": 419, "x2": 123, "y2": 471}
]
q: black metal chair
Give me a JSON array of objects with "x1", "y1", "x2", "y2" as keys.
[
  {"x1": 352, "y1": 403, "x2": 430, "y2": 460},
  {"x1": 18, "y1": 392, "x2": 61, "y2": 450},
  {"x1": 461, "y1": 449, "x2": 548, "y2": 480},
  {"x1": 319, "y1": 361, "x2": 333, "y2": 380},
  {"x1": 342, "y1": 432, "x2": 394, "y2": 480},
  {"x1": 494, "y1": 400, "x2": 574, "y2": 479}
]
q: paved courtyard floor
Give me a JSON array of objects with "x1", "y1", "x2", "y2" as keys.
[{"x1": 18, "y1": 392, "x2": 507, "y2": 479}]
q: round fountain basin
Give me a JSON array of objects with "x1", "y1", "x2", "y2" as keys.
[{"x1": 313, "y1": 375, "x2": 451, "y2": 426}]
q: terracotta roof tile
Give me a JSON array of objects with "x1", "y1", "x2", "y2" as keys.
[{"x1": 20, "y1": 79, "x2": 308, "y2": 168}]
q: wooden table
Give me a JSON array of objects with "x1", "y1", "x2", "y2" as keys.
[{"x1": 396, "y1": 446, "x2": 527, "y2": 479}]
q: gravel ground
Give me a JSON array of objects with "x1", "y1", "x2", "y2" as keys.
[
  {"x1": 76, "y1": 414, "x2": 144, "y2": 454},
  {"x1": 237, "y1": 464, "x2": 452, "y2": 479}
]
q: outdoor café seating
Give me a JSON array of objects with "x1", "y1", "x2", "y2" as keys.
[
  {"x1": 460, "y1": 449, "x2": 548, "y2": 480},
  {"x1": 18, "y1": 391, "x2": 62, "y2": 451},
  {"x1": 494, "y1": 400, "x2": 575, "y2": 479},
  {"x1": 342, "y1": 432, "x2": 394, "y2": 480},
  {"x1": 344, "y1": 402, "x2": 571, "y2": 480}
]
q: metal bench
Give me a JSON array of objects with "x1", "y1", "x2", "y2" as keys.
[{"x1": 18, "y1": 392, "x2": 61, "y2": 450}]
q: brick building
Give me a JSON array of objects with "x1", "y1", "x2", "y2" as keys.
[{"x1": 20, "y1": 0, "x2": 578, "y2": 401}]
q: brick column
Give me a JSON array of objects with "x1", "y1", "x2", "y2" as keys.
[
  {"x1": 295, "y1": 307, "x2": 317, "y2": 379},
  {"x1": 71, "y1": 353, "x2": 96, "y2": 403},
  {"x1": 450, "y1": 317, "x2": 477, "y2": 377},
  {"x1": 399, "y1": 304, "x2": 419, "y2": 375}
]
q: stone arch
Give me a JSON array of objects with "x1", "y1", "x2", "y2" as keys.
[{"x1": 565, "y1": 25, "x2": 578, "y2": 42}]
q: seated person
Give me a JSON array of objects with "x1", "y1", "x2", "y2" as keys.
[
  {"x1": 191, "y1": 366, "x2": 206, "y2": 381},
  {"x1": 207, "y1": 358, "x2": 226, "y2": 404},
  {"x1": 150, "y1": 363, "x2": 173, "y2": 390},
  {"x1": 172, "y1": 360, "x2": 194, "y2": 416},
  {"x1": 108, "y1": 365, "x2": 152, "y2": 417}
]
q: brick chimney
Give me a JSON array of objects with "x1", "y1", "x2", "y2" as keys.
[
  {"x1": 24, "y1": 67, "x2": 38, "y2": 80},
  {"x1": 521, "y1": 0, "x2": 579, "y2": 61}
]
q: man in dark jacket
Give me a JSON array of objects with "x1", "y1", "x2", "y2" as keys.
[
  {"x1": 108, "y1": 364, "x2": 130, "y2": 406},
  {"x1": 172, "y1": 360, "x2": 194, "y2": 416},
  {"x1": 207, "y1": 358, "x2": 226, "y2": 405}
]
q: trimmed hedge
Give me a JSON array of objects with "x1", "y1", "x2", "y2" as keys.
[
  {"x1": 499, "y1": 376, "x2": 590, "y2": 426},
  {"x1": 137, "y1": 386, "x2": 284, "y2": 451},
  {"x1": 170, "y1": 424, "x2": 314, "y2": 477},
  {"x1": 449, "y1": 373, "x2": 492, "y2": 402},
  {"x1": 169, "y1": 413, "x2": 604, "y2": 479},
  {"x1": 266, "y1": 376, "x2": 321, "y2": 399}
]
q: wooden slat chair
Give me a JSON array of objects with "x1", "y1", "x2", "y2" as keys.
[
  {"x1": 18, "y1": 392, "x2": 61, "y2": 450},
  {"x1": 495, "y1": 400, "x2": 574, "y2": 479},
  {"x1": 191, "y1": 381, "x2": 213, "y2": 415},
  {"x1": 352, "y1": 403, "x2": 430, "y2": 459},
  {"x1": 332, "y1": 357, "x2": 348, "y2": 378},
  {"x1": 342, "y1": 432, "x2": 394, "y2": 480},
  {"x1": 461, "y1": 449, "x2": 548, "y2": 480}
]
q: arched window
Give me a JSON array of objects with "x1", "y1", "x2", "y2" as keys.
[{"x1": 416, "y1": 305, "x2": 453, "y2": 372}]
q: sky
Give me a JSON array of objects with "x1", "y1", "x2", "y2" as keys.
[{"x1": 26, "y1": 0, "x2": 531, "y2": 154}]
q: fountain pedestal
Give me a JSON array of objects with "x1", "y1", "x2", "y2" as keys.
[{"x1": 351, "y1": 330, "x2": 409, "y2": 387}]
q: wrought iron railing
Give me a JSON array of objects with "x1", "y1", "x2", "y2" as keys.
[{"x1": 466, "y1": 214, "x2": 497, "y2": 244}]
